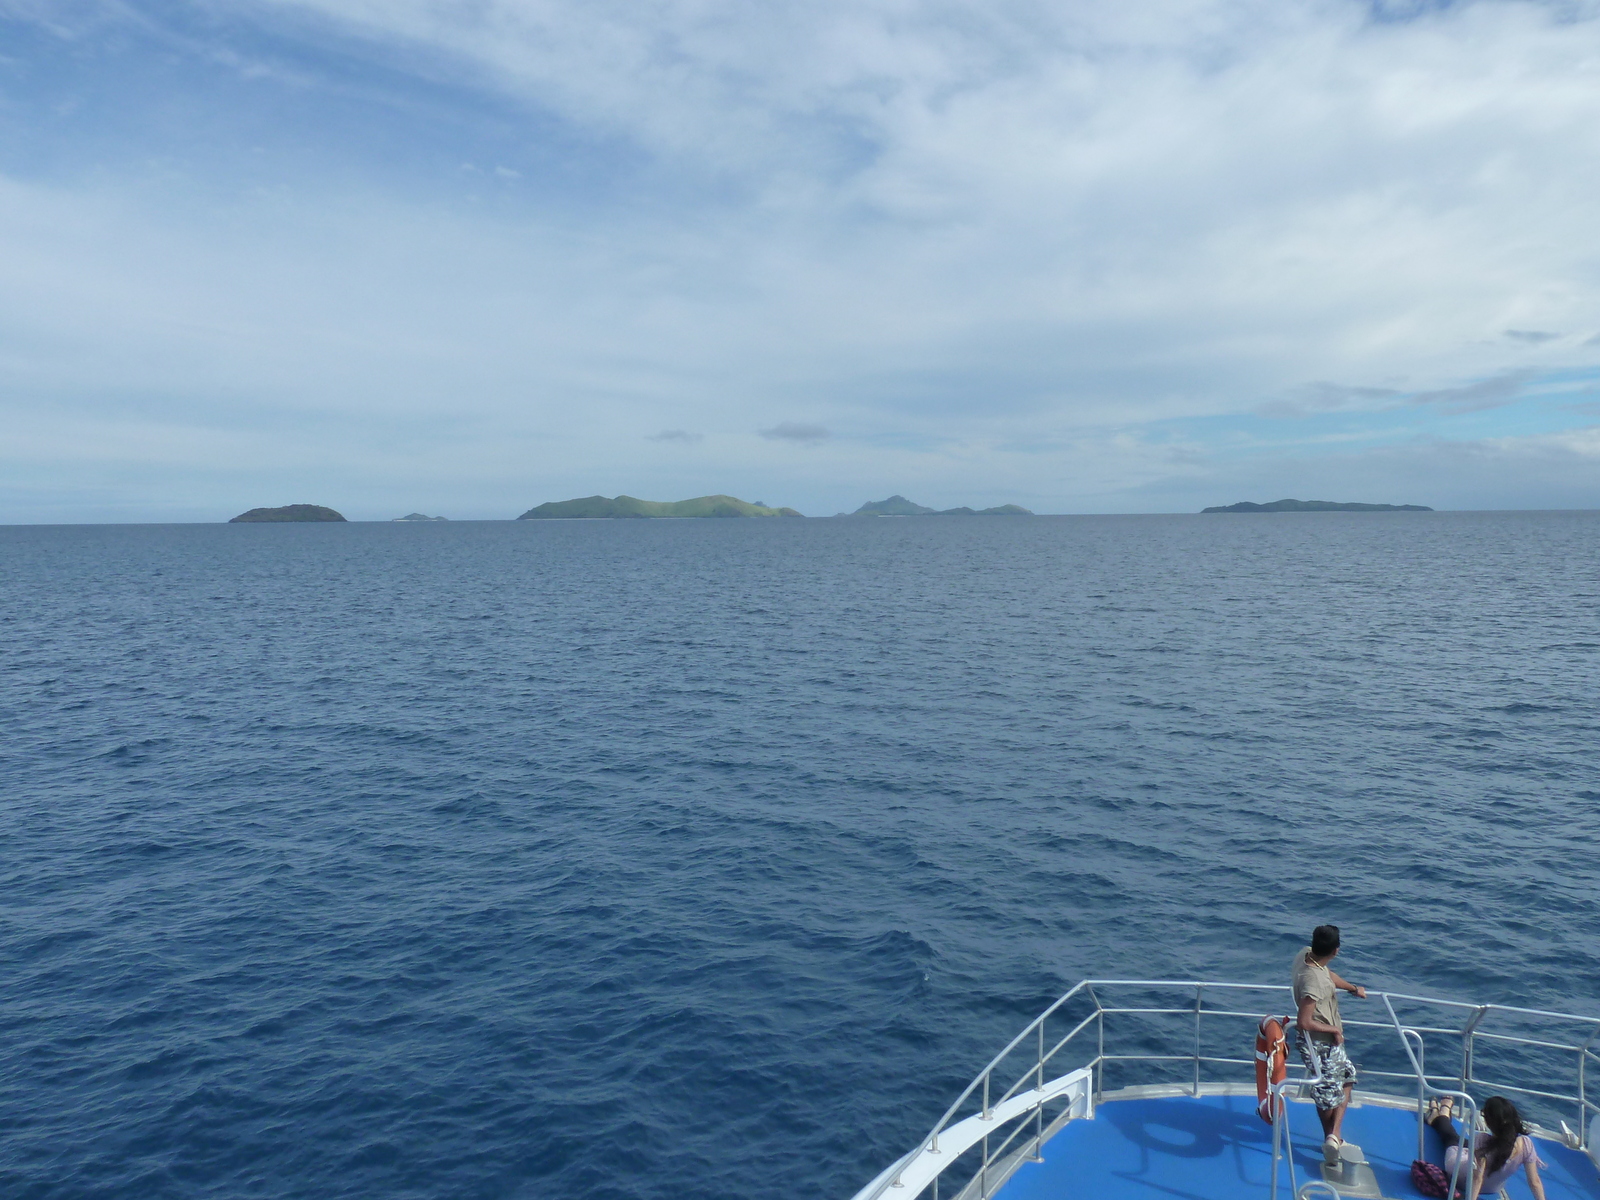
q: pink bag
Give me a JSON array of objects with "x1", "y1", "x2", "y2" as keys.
[{"x1": 1410, "y1": 1159, "x2": 1450, "y2": 1198}]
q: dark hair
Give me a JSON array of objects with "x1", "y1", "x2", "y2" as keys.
[
  {"x1": 1310, "y1": 925, "x2": 1341, "y2": 957},
  {"x1": 1481, "y1": 1096, "x2": 1526, "y2": 1174}
]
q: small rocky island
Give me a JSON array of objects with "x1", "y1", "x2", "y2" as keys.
[
  {"x1": 393, "y1": 513, "x2": 448, "y2": 522},
  {"x1": 1202, "y1": 499, "x2": 1433, "y2": 513},
  {"x1": 229, "y1": 504, "x2": 347, "y2": 522},
  {"x1": 518, "y1": 494, "x2": 803, "y2": 519},
  {"x1": 847, "y1": 495, "x2": 1033, "y2": 516}
]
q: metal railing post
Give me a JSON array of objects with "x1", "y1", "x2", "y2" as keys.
[
  {"x1": 1270, "y1": 1088, "x2": 1282, "y2": 1200},
  {"x1": 1579, "y1": 1043, "x2": 1587, "y2": 1146},
  {"x1": 1403, "y1": 1028, "x2": 1426, "y2": 1160},
  {"x1": 1459, "y1": 1005, "x2": 1488, "y2": 1092},
  {"x1": 1578, "y1": 1023, "x2": 1600, "y2": 1146},
  {"x1": 982, "y1": 1071, "x2": 991, "y2": 1121},
  {"x1": 1449, "y1": 1131, "x2": 1473, "y2": 1200},
  {"x1": 1269, "y1": 1074, "x2": 1302, "y2": 1200},
  {"x1": 1095, "y1": 995, "x2": 1105, "y2": 1102},
  {"x1": 1193, "y1": 985, "x2": 1203, "y2": 1097},
  {"x1": 1037, "y1": 1021, "x2": 1045, "y2": 1091},
  {"x1": 1270, "y1": 1106, "x2": 1279, "y2": 1200}
]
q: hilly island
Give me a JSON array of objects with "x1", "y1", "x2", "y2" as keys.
[
  {"x1": 230, "y1": 504, "x2": 347, "y2": 522},
  {"x1": 848, "y1": 495, "x2": 1032, "y2": 516},
  {"x1": 1202, "y1": 499, "x2": 1432, "y2": 513},
  {"x1": 518, "y1": 495, "x2": 803, "y2": 519}
]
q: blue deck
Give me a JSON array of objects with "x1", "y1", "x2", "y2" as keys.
[{"x1": 996, "y1": 1093, "x2": 1600, "y2": 1200}]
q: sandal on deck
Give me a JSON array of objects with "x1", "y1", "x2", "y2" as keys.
[{"x1": 1425, "y1": 1095, "x2": 1454, "y2": 1123}]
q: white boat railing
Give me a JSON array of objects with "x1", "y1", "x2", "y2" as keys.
[
  {"x1": 849, "y1": 978, "x2": 1600, "y2": 1200},
  {"x1": 1381, "y1": 995, "x2": 1481, "y2": 1200}
]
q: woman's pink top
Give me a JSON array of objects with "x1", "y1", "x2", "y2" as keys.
[{"x1": 1443, "y1": 1133, "x2": 1540, "y2": 1194}]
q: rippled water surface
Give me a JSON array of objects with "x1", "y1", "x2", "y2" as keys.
[{"x1": 4, "y1": 513, "x2": 1599, "y2": 1199}]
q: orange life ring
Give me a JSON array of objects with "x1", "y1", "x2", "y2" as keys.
[{"x1": 1255, "y1": 1014, "x2": 1289, "y2": 1124}]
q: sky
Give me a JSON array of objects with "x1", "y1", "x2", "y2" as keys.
[{"x1": 3, "y1": 0, "x2": 1600, "y2": 520}]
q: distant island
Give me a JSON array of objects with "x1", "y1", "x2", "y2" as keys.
[
  {"x1": 1202, "y1": 499, "x2": 1433, "y2": 513},
  {"x1": 518, "y1": 494, "x2": 803, "y2": 519},
  {"x1": 393, "y1": 513, "x2": 448, "y2": 522},
  {"x1": 847, "y1": 495, "x2": 1033, "y2": 517},
  {"x1": 230, "y1": 504, "x2": 347, "y2": 523}
]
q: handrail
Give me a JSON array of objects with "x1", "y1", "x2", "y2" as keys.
[
  {"x1": 1382, "y1": 994, "x2": 1481, "y2": 1200},
  {"x1": 922, "y1": 981, "x2": 1089, "y2": 1155},
  {"x1": 994, "y1": 1010, "x2": 1099, "y2": 1108},
  {"x1": 850, "y1": 979, "x2": 1600, "y2": 1200},
  {"x1": 1403, "y1": 1028, "x2": 1427, "y2": 1160},
  {"x1": 1268, "y1": 1017, "x2": 1322, "y2": 1200}
]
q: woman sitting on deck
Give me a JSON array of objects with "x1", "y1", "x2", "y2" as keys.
[{"x1": 1425, "y1": 1094, "x2": 1546, "y2": 1200}]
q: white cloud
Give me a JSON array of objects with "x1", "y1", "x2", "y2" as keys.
[
  {"x1": 4, "y1": 0, "x2": 1600, "y2": 518},
  {"x1": 234, "y1": 0, "x2": 1600, "y2": 397}
]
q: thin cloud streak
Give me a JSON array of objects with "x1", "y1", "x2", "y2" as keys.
[
  {"x1": 1407, "y1": 370, "x2": 1538, "y2": 414},
  {"x1": 1257, "y1": 382, "x2": 1401, "y2": 419},
  {"x1": 760, "y1": 422, "x2": 831, "y2": 443}
]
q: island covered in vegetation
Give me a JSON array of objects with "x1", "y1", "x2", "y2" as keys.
[
  {"x1": 229, "y1": 504, "x2": 347, "y2": 522},
  {"x1": 518, "y1": 494, "x2": 803, "y2": 519},
  {"x1": 393, "y1": 513, "x2": 449, "y2": 521},
  {"x1": 847, "y1": 495, "x2": 1033, "y2": 516},
  {"x1": 1202, "y1": 499, "x2": 1432, "y2": 513}
]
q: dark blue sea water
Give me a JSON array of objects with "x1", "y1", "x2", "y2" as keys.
[{"x1": 4, "y1": 513, "x2": 1599, "y2": 1200}]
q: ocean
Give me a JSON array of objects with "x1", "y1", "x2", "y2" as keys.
[{"x1": 3, "y1": 512, "x2": 1598, "y2": 1199}]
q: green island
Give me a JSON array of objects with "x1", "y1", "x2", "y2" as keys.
[
  {"x1": 393, "y1": 513, "x2": 449, "y2": 522},
  {"x1": 846, "y1": 495, "x2": 1033, "y2": 516},
  {"x1": 1201, "y1": 499, "x2": 1433, "y2": 513},
  {"x1": 229, "y1": 504, "x2": 347, "y2": 522},
  {"x1": 517, "y1": 494, "x2": 803, "y2": 519}
]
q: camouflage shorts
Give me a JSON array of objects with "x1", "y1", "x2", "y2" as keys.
[{"x1": 1297, "y1": 1032, "x2": 1357, "y2": 1112}]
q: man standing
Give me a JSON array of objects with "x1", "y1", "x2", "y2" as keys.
[{"x1": 1293, "y1": 924, "x2": 1366, "y2": 1164}]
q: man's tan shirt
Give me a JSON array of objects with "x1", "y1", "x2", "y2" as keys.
[{"x1": 1292, "y1": 947, "x2": 1341, "y2": 1045}]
